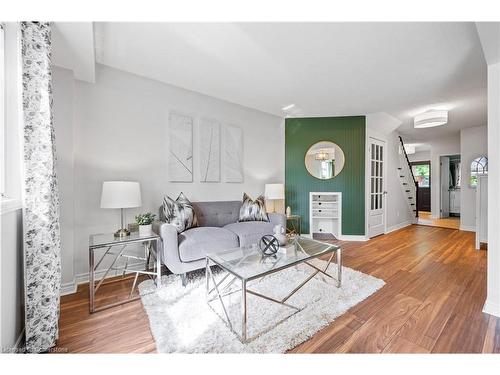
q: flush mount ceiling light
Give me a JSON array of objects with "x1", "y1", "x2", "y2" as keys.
[
  {"x1": 315, "y1": 150, "x2": 330, "y2": 161},
  {"x1": 414, "y1": 110, "x2": 448, "y2": 128}
]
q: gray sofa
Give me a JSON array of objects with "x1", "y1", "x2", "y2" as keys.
[{"x1": 153, "y1": 200, "x2": 286, "y2": 283}]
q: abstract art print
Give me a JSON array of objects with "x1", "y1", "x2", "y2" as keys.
[
  {"x1": 169, "y1": 112, "x2": 193, "y2": 182},
  {"x1": 199, "y1": 118, "x2": 220, "y2": 182},
  {"x1": 223, "y1": 125, "x2": 244, "y2": 183}
]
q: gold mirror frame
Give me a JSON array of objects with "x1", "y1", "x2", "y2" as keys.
[{"x1": 304, "y1": 141, "x2": 346, "y2": 180}]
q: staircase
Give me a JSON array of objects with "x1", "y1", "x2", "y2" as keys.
[{"x1": 397, "y1": 136, "x2": 419, "y2": 219}]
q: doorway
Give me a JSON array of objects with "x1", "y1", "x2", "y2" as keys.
[{"x1": 410, "y1": 161, "x2": 431, "y2": 211}]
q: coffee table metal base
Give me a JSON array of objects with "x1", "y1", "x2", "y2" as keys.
[{"x1": 205, "y1": 249, "x2": 341, "y2": 343}]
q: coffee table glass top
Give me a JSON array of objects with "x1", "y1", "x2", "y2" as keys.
[{"x1": 206, "y1": 236, "x2": 339, "y2": 281}]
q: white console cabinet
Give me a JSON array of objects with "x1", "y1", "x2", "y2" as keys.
[{"x1": 309, "y1": 192, "x2": 342, "y2": 240}]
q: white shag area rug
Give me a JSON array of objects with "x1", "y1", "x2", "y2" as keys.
[{"x1": 138, "y1": 259, "x2": 384, "y2": 353}]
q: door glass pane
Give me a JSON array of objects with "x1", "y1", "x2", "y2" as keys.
[{"x1": 411, "y1": 164, "x2": 430, "y2": 187}]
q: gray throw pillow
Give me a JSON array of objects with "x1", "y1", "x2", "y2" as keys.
[
  {"x1": 162, "y1": 192, "x2": 198, "y2": 233},
  {"x1": 238, "y1": 193, "x2": 269, "y2": 222}
]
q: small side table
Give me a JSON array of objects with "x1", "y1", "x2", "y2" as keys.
[
  {"x1": 286, "y1": 215, "x2": 301, "y2": 236},
  {"x1": 89, "y1": 232, "x2": 161, "y2": 313}
]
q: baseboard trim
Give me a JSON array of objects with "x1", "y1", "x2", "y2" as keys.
[
  {"x1": 459, "y1": 225, "x2": 476, "y2": 232},
  {"x1": 483, "y1": 300, "x2": 500, "y2": 317},
  {"x1": 60, "y1": 261, "x2": 146, "y2": 296},
  {"x1": 340, "y1": 235, "x2": 368, "y2": 241},
  {"x1": 386, "y1": 220, "x2": 413, "y2": 234},
  {"x1": 60, "y1": 278, "x2": 77, "y2": 296}
]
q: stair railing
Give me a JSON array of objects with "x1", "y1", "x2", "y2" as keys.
[{"x1": 398, "y1": 136, "x2": 419, "y2": 218}]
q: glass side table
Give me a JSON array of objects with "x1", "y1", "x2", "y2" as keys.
[
  {"x1": 286, "y1": 215, "x2": 301, "y2": 236},
  {"x1": 89, "y1": 231, "x2": 162, "y2": 313}
]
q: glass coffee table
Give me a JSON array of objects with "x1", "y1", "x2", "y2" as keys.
[{"x1": 205, "y1": 236, "x2": 341, "y2": 343}]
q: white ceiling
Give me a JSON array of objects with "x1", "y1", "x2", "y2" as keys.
[{"x1": 92, "y1": 22, "x2": 487, "y2": 141}]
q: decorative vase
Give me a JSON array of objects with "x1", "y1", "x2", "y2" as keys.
[
  {"x1": 273, "y1": 225, "x2": 287, "y2": 246},
  {"x1": 139, "y1": 224, "x2": 152, "y2": 237},
  {"x1": 286, "y1": 206, "x2": 291, "y2": 218}
]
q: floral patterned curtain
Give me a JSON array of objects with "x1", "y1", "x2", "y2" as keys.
[{"x1": 21, "y1": 22, "x2": 62, "y2": 353}]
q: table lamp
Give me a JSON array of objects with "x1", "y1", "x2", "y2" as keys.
[
  {"x1": 265, "y1": 183, "x2": 285, "y2": 213},
  {"x1": 100, "y1": 181, "x2": 142, "y2": 237}
]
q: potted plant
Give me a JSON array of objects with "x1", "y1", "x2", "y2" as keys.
[{"x1": 135, "y1": 212, "x2": 156, "y2": 236}]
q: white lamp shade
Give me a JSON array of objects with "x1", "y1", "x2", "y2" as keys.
[
  {"x1": 100, "y1": 181, "x2": 142, "y2": 209},
  {"x1": 265, "y1": 183, "x2": 285, "y2": 200}
]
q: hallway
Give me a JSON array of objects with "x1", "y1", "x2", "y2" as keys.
[{"x1": 417, "y1": 211, "x2": 460, "y2": 230}]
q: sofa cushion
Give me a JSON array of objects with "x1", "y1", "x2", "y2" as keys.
[
  {"x1": 224, "y1": 221, "x2": 275, "y2": 247},
  {"x1": 178, "y1": 227, "x2": 239, "y2": 262}
]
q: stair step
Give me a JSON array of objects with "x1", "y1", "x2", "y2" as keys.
[
  {"x1": 408, "y1": 197, "x2": 413, "y2": 199},
  {"x1": 397, "y1": 167, "x2": 402, "y2": 170},
  {"x1": 410, "y1": 203, "x2": 415, "y2": 206},
  {"x1": 400, "y1": 175, "x2": 405, "y2": 178},
  {"x1": 403, "y1": 183, "x2": 408, "y2": 185},
  {"x1": 405, "y1": 190, "x2": 410, "y2": 192}
]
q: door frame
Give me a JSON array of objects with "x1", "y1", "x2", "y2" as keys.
[
  {"x1": 410, "y1": 160, "x2": 431, "y2": 212},
  {"x1": 365, "y1": 133, "x2": 387, "y2": 239}
]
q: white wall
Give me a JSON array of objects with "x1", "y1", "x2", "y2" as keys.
[
  {"x1": 429, "y1": 134, "x2": 461, "y2": 218},
  {"x1": 53, "y1": 64, "x2": 285, "y2": 287},
  {"x1": 384, "y1": 131, "x2": 416, "y2": 231},
  {"x1": 365, "y1": 113, "x2": 414, "y2": 236},
  {"x1": 408, "y1": 150, "x2": 430, "y2": 162},
  {"x1": 53, "y1": 67, "x2": 75, "y2": 287},
  {"x1": 460, "y1": 126, "x2": 488, "y2": 231},
  {"x1": 485, "y1": 62, "x2": 500, "y2": 317}
]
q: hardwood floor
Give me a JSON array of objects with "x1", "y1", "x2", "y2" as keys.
[
  {"x1": 417, "y1": 211, "x2": 460, "y2": 230},
  {"x1": 55, "y1": 225, "x2": 500, "y2": 353}
]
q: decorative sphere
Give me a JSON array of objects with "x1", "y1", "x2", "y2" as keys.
[{"x1": 259, "y1": 235, "x2": 279, "y2": 256}]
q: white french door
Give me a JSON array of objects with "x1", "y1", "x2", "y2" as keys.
[{"x1": 368, "y1": 137, "x2": 386, "y2": 238}]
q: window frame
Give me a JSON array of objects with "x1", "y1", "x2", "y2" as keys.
[{"x1": 470, "y1": 156, "x2": 488, "y2": 188}]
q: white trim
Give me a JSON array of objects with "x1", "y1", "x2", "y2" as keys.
[
  {"x1": 459, "y1": 224, "x2": 476, "y2": 232},
  {"x1": 483, "y1": 300, "x2": 500, "y2": 317},
  {"x1": 366, "y1": 135, "x2": 388, "y2": 239},
  {"x1": 60, "y1": 279, "x2": 77, "y2": 296},
  {"x1": 340, "y1": 235, "x2": 368, "y2": 241},
  {"x1": 386, "y1": 220, "x2": 413, "y2": 234},
  {"x1": 0, "y1": 198, "x2": 22, "y2": 214},
  {"x1": 60, "y1": 261, "x2": 146, "y2": 296}
]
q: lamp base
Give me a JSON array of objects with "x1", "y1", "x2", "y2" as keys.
[{"x1": 114, "y1": 228, "x2": 130, "y2": 238}]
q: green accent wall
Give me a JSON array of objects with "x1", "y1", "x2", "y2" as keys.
[{"x1": 285, "y1": 116, "x2": 366, "y2": 235}]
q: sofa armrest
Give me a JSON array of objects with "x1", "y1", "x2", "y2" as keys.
[
  {"x1": 152, "y1": 220, "x2": 183, "y2": 274},
  {"x1": 268, "y1": 213, "x2": 286, "y2": 229}
]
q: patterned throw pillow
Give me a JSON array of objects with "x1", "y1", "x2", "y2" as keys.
[
  {"x1": 238, "y1": 193, "x2": 269, "y2": 222},
  {"x1": 162, "y1": 192, "x2": 198, "y2": 233}
]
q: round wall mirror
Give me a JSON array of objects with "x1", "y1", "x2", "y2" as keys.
[{"x1": 305, "y1": 141, "x2": 345, "y2": 180}]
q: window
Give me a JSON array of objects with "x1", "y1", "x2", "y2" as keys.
[
  {"x1": 411, "y1": 163, "x2": 430, "y2": 188},
  {"x1": 470, "y1": 156, "x2": 488, "y2": 188}
]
